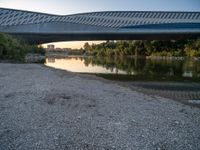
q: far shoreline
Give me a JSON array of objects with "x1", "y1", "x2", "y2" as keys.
[{"x1": 45, "y1": 51, "x2": 200, "y2": 61}]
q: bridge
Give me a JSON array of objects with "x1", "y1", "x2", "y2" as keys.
[{"x1": 0, "y1": 8, "x2": 200, "y2": 44}]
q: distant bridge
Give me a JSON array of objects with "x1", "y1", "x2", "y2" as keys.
[{"x1": 0, "y1": 8, "x2": 200, "y2": 44}]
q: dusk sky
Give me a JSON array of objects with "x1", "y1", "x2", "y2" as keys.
[
  {"x1": 1, "y1": 0, "x2": 200, "y2": 14},
  {"x1": 1, "y1": 0, "x2": 200, "y2": 48}
]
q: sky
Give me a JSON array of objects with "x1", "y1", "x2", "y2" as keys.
[
  {"x1": 1, "y1": 0, "x2": 200, "y2": 48},
  {"x1": 1, "y1": 0, "x2": 200, "y2": 15}
]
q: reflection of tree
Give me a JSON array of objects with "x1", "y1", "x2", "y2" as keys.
[
  {"x1": 82, "y1": 56, "x2": 200, "y2": 79},
  {"x1": 84, "y1": 57, "x2": 92, "y2": 67},
  {"x1": 183, "y1": 59, "x2": 200, "y2": 78},
  {"x1": 142, "y1": 59, "x2": 184, "y2": 77},
  {"x1": 47, "y1": 58, "x2": 55, "y2": 63}
]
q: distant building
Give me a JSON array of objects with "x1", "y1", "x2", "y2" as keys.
[
  {"x1": 47, "y1": 45, "x2": 55, "y2": 50},
  {"x1": 55, "y1": 48, "x2": 62, "y2": 51}
]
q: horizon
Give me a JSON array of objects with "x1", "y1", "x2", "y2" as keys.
[{"x1": 1, "y1": 7, "x2": 200, "y2": 15}]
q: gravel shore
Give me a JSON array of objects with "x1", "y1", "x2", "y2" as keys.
[{"x1": 0, "y1": 63, "x2": 200, "y2": 150}]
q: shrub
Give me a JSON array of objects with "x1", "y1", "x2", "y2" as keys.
[{"x1": 0, "y1": 33, "x2": 45, "y2": 62}]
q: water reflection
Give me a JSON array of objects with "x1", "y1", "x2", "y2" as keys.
[
  {"x1": 45, "y1": 57, "x2": 127, "y2": 74},
  {"x1": 45, "y1": 56, "x2": 200, "y2": 82}
]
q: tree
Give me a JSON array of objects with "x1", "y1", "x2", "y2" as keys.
[{"x1": 83, "y1": 42, "x2": 92, "y2": 52}]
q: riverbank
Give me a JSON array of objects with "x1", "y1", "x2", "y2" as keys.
[{"x1": 0, "y1": 63, "x2": 200, "y2": 149}]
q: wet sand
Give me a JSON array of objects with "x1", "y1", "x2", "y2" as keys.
[
  {"x1": 0, "y1": 63, "x2": 200, "y2": 150},
  {"x1": 125, "y1": 82, "x2": 200, "y2": 108}
]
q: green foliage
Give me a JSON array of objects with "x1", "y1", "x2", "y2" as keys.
[
  {"x1": 83, "y1": 39, "x2": 200, "y2": 57},
  {"x1": 83, "y1": 42, "x2": 92, "y2": 52},
  {"x1": 0, "y1": 33, "x2": 45, "y2": 62},
  {"x1": 28, "y1": 45, "x2": 45, "y2": 55},
  {"x1": 184, "y1": 39, "x2": 200, "y2": 57}
]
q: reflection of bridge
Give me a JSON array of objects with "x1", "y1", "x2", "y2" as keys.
[{"x1": 0, "y1": 8, "x2": 200, "y2": 43}]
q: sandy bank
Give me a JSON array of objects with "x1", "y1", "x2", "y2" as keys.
[{"x1": 0, "y1": 63, "x2": 200, "y2": 150}]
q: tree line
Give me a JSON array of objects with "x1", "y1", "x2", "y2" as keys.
[
  {"x1": 83, "y1": 39, "x2": 200, "y2": 57},
  {"x1": 0, "y1": 33, "x2": 45, "y2": 62}
]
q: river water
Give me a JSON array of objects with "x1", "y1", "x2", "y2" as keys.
[
  {"x1": 45, "y1": 56, "x2": 200, "y2": 82},
  {"x1": 45, "y1": 56, "x2": 200, "y2": 107}
]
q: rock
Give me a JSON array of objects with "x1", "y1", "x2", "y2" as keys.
[
  {"x1": 188, "y1": 100, "x2": 200, "y2": 104},
  {"x1": 25, "y1": 53, "x2": 45, "y2": 63}
]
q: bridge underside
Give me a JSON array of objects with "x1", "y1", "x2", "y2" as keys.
[
  {"x1": 1, "y1": 15, "x2": 200, "y2": 44},
  {"x1": 1, "y1": 8, "x2": 200, "y2": 44},
  {"x1": 9, "y1": 32, "x2": 200, "y2": 44}
]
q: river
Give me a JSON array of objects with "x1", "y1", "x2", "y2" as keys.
[
  {"x1": 45, "y1": 56, "x2": 200, "y2": 82},
  {"x1": 45, "y1": 56, "x2": 200, "y2": 107}
]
